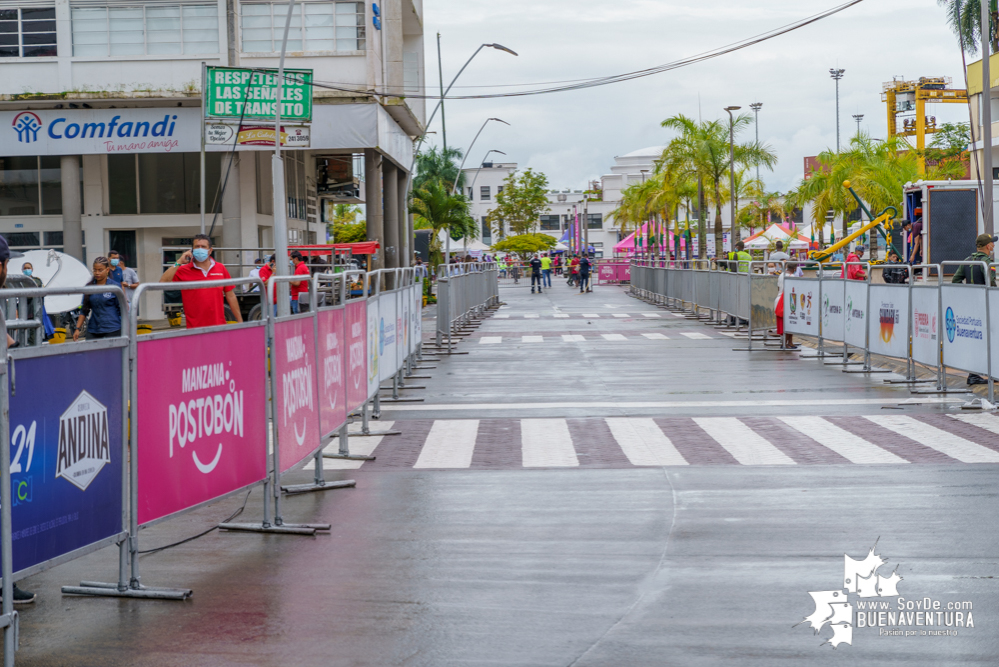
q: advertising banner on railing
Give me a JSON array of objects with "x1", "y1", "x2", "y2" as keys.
[
  {"x1": 844, "y1": 282, "x2": 867, "y2": 349},
  {"x1": 136, "y1": 327, "x2": 268, "y2": 525},
  {"x1": 867, "y1": 285, "x2": 909, "y2": 360},
  {"x1": 8, "y1": 348, "x2": 124, "y2": 575},
  {"x1": 783, "y1": 278, "x2": 818, "y2": 336},
  {"x1": 989, "y1": 291, "x2": 999, "y2": 378},
  {"x1": 378, "y1": 291, "x2": 398, "y2": 383},
  {"x1": 317, "y1": 308, "x2": 347, "y2": 439},
  {"x1": 346, "y1": 300, "x2": 368, "y2": 412},
  {"x1": 750, "y1": 275, "x2": 778, "y2": 330},
  {"x1": 911, "y1": 288, "x2": 940, "y2": 367},
  {"x1": 400, "y1": 287, "x2": 411, "y2": 361},
  {"x1": 410, "y1": 284, "x2": 422, "y2": 355},
  {"x1": 941, "y1": 285, "x2": 988, "y2": 374},
  {"x1": 821, "y1": 279, "x2": 845, "y2": 343},
  {"x1": 366, "y1": 295, "x2": 380, "y2": 398},
  {"x1": 274, "y1": 316, "x2": 321, "y2": 473}
]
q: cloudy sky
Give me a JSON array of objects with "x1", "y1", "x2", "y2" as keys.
[{"x1": 422, "y1": 0, "x2": 974, "y2": 194}]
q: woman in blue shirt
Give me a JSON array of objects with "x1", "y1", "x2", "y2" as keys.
[{"x1": 73, "y1": 256, "x2": 123, "y2": 341}]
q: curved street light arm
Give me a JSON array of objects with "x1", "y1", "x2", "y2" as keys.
[{"x1": 451, "y1": 118, "x2": 510, "y2": 195}]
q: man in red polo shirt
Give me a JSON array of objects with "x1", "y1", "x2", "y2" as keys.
[
  {"x1": 289, "y1": 250, "x2": 310, "y2": 313},
  {"x1": 159, "y1": 234, "x2": 243, "y2": 328}
]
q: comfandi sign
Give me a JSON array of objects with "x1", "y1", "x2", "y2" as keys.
[{"x1": 4, "y1": 108, "x2": 200, "y2": 156}]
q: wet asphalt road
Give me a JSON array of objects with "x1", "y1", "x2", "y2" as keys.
[{"x1": 10, "y1": 279, "x2": 999, "y2": 666}]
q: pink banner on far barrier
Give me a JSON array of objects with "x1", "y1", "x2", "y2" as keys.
[
  {"x1": 136, "y1": 326, "x2": 268, "y2": 525},
  {"x1": 345, "y1": 300, "x2": 367, "y2": 413},
  {"x1": 274, "y1": 317, "x2": 321, "y2": 473},
  {"x1": 317, "y1": 308, "x2": 347, "y2": 438},
  {"x1": 597, "y1": 263, "x2": 631, "y2": 284}
]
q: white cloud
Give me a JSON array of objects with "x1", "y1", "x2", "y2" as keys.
[{"x1": 423, "y1": 0, "x2": 973, "y2": 194}]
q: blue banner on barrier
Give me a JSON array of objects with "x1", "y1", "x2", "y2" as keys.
[{"x1": 7, "y1": 348, "x2": 124, "y2": 574}]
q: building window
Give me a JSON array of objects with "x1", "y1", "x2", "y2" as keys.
[
  {"x1": 108, "y1": 152, "x2": 222, "y2": 215},
  {"x1": 0, "y1": 8, "x2": 57, "y2": 58},
  {"x1": 467, "y1": 187, "x2": 472, "y2": 199},
  {"x1": 591, "y1": 241, "x2": 604, "y2": 258},
  {"x1": 240, "y1": 1, "x2": 365, "y2": 53},
  {"x1": 587, "y1": 213, "x2": 602, "y2": 229},
  {"x1": 481, "y1": 216, "x2": 491, "y2": 242},
  {"x1": 0, "y1": 156, "x2": 80, "y2": 216},
  {"x1": 480, "y1": 186, "x2": 490, "y2": 201},
  {"x1": 71, "y1": 4, "x2": 219, "y2": 57},
  {"x1": 539, "y1": 215, "x2": 560, "y2": 231},
  {"x1": 6, "y1": 230, "x2": 84, "y2": 255}
]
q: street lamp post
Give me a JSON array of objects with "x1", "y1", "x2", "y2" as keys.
[
  {"x1": 451, "y1": 119, "x2": 510, "y2": 195},
  {"x1": 830, "y1": 68, "x2": 845, "y2": 152},
  {"x1": 725, "y1": 106, "x2": 741, "y2": 251},
  {"x1": 853, "y1": 113, "x2": 864, "y2": 137},
  {"x1": 466, "y1": 149, "x2": 506, "y2": 200},
  {"x1": 271, "y1": 0, "x2": 297, "y2": 316},
  {"x1": 557, "y1": 192, "x2": 567, "y2": 247},
  {"x1": 983, "y1": 0, "x2": 995, "y2": 234},
  {"x1": 749, "y1": 102, "x2": 762, "y2": 184}
]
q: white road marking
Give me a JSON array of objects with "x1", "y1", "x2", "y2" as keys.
[
  {"x1": 601, "y1": 334, "x2": 627, "y2": 341},
  {"x1": 554, "y1": 313, "x2": 570, "y2": 318},
  {"x1": 642, "y1": 333, "x2": 669, "y2": 340},
  {"x1": 494, "y1": 313, "x2": 510, "y2": 318},
  {"x1": 522, "y1": 419, "x2": 579, "y2": 467},
  {"x1": 612, "y1": 313, "x2": 630, "y2": 318},
  {"x1": 479, "y1": 337, "x2": 502, "y2": 345},
  {"x1": 642, "y1": 313, "x2": 662, "y2": 318},
  {"x1": 524, "y1": 314, "x2": 539, "y2": 319},
  {"x1": 779, "y1": 416, "x2": 906, "y2": 464},
  {"x1": 949, "y1": 412, "x2": 999, "y2": 436},
  {"x1": 522, "y1": 335, "x2": 544, "y2": 343},
  {"x1": 868, "y1": 415, "x2": 999, "y2": 463},
  {"x1": 582, "y1": 313, "x2": 601, "y2": 318},
  {"x1": 414, "y1": 420, "x2": 480, "y2": 468},
  {"x1": 606, "y1": 418, "x2": 687, "y2": 466},
  {"x1": 381, "y1": 399, "x2": 939, "y2": 412},
  {"x1": 693, "y1": 417, "x2": 796, "y2": 465},
  {"x1": 306, "y1": 421, "x2": 394, "y2": 470},
  {"x1": 680, "y1": 332, "x2": 712, "y2": 339},
  {"x1": 670, "y1": 312, "x2": 686, "y2": 317},
  {"x1": 562, "y1": 335, "x2": 586, "y2": 342}
]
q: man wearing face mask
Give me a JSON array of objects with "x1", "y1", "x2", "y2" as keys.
[
  {"x1": 159, "y1": 234, "x2": 243, "y2": 328},
  {"x1": 108, "y1": 250, "x2": 139, "y2": 310}
]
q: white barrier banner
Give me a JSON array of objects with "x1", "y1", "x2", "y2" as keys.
[
  {"x1": 366, "y1": 294, "x2": 380, "y2": 398},
  {"x1": 911, "y1": 288, "x2": 940, "y2": 367},
  {"x1": 378, "y1": 290, "x2": 399, "y2": 383},
  {"x1": 844, "y1": 281, "x2": 868, "y2": 348},
  {"x1": 941, "y1": 285, "x2": 988, "y2": 375},
  {"x1": 822, "y1": 279, "x2": 845, "y2": 343},
  {"x1": 868, "y1": 285, "x2": 909, "y2": 359},
  {"x1": 783, "y1": 278, "x2": 818, "y2": 336},
  {"x1": 400, "y1": 286, "x2": 411, "y2": 360},
  {"x1": 989, "y1": 290, "x2": 999, "y2": 378},
  {"x1": 410, "y1": 284, "x2": 422, "y2": 355}
]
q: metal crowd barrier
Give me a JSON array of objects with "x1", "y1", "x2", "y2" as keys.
[
  {"x1": 436, "y1": 262, "x2": 499, "y2": 348},
  {"x1": 628, "y1": 258, "x2": 999, "y2": 404}
]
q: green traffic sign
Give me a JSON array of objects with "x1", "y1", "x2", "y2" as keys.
[{"x1": 205, "y1": 67, "x2": 313, "y2": 122}]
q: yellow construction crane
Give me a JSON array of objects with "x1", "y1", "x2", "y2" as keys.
[{"x1": 882, "y1": 77, "x2": 968, "y2": 175}]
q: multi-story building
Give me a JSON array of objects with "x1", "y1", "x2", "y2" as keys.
[{"x1": 0, "y1": 0, "x2": 424, "y2": 316}]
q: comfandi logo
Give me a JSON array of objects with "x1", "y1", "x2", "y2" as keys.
[
  {"x1": 12, "y1": 112, "x2": 42, "y2": 143},
  {"x1": 57, "y1": 390, "x2": 111, "y2": 491},
  {"x1": 797, "y1": 540, "x2": 973, "y2": 649}
]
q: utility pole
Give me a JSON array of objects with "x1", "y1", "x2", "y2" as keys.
[
  {"x1": 853, "y1": 113, "x2": 864, "y2": 137},
  {"x1": 983, "y1": 4, "x2": 994, "y2": 234},
  {"x1": 749, "y1": 102, "x2": 762, "y2": 184},
  {"x1": 830, "y1": 68, "x2": 845, "y2": 152},
  {"x1": 725, "y1": 106, "x2": 741, "y2": 250}
]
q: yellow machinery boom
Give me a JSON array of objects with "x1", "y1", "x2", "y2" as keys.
[{"x1": 808, "y1": 210, "x2": 892, "y2": 263}]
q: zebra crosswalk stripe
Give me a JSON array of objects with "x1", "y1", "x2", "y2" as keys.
[
  {"x1": 601, "y1": 334, "x2": 627, "y2": 341},
  {"x1": 694, "y1": 417, "x2": 796, "y2": 465},
  {"x1": 779, "y1": 416, "x2": 907, "y2": 464},
  {"x1": 949, "y1": 412, "x2": 999, "y2": 435},
  {"x1": 562, "y1": 335, "x2": 585, "y2": 342},
  {"x1": 680, "y1": 332, "x2": 712, "y2": 340},
  {"x1": 606, "y1": 418, "x2": 687, "y2": 466},
  {"x1": 479, "y1": 337, "x2": 502, "y2": 345},
  {"x1": 868, "y1": 415, "x2": 999, "y2": 463},
  {"x1": 309, "y1": 421, "x2": 395, "y2": 470},
  {"x1": 414, "y1": 420, "x2": 480, "y2": 468},
  {"x1": 642, "y1": 313, "x2": 662, "y2": 318},
  {"x1": 522, "y1": 336, "x2": 544, "y2": 343},
  {"x1": 612, "y1": 313, "x2": 630, "y2": 318},
  {"x1": 521, "y1": 419, "x2": 579, "y2": 467},
  {"x1": 642, "y1": 333, "x2": 669, "y2": 340}
]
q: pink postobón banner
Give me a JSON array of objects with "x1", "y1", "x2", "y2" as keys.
[
  {"x1": 597, "y1": 263, "x2": 631, "y2": 284},
  {"x1": 274, "y1": 316, "x2": 321, "y2": 473},
  {"x1": 345, "y1": 300, "x2": 367, "y2": 413},
  {"x1": 137, "y1": 326, "x2": 268, "y2": 525},
  {"x1": 317, "y1": 307, "x2": 347, "y2": 438}
]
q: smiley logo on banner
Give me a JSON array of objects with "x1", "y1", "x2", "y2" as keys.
[{"x1": 945, "y1": 307, "x2": 956, "y2": 343}]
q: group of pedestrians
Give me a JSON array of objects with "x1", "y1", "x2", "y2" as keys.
[{"x1": 528, "y1": 252, "x2": 592, "y2": 294}]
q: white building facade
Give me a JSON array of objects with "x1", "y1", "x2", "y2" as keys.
[{"x1": 0, "y1": 0, "x2": 424, "y2": 316}]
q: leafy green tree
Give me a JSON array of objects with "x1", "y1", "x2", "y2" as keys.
[
  {"x1": 409, "y1": 180, "x2": 474, "y2": 267},
  {"x1": 490, "y1": 233, "x2": 556, "y2": 258},
  {"x1": 938, "y1": 0, "x2": 996, "y2": 53},
  {"x1": 413, "y1": 146, "x2": 465, "y2": 192},
  {"x1": 486, "y1": 168, "x2": 551, "y2": 236},
  {"x1": 327, "y1": 203, "x2": 366, "y2": 243},
  {"x1": 659, "y1": 114, "x2": 778, "y2": 255}
]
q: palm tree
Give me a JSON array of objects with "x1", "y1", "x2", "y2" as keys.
[
  {"x1": 409, "y1": 180, "x2": 474, "y2": 267},
  {"x1": 659, "y1": 114, "x2": 777, "y2": 257},
  {"x1": 413, "y1": 146, "x2": 466, "y2": 193},
  {"x1": 938, "y1": 0, "x2": 996, "y2": 53}
]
